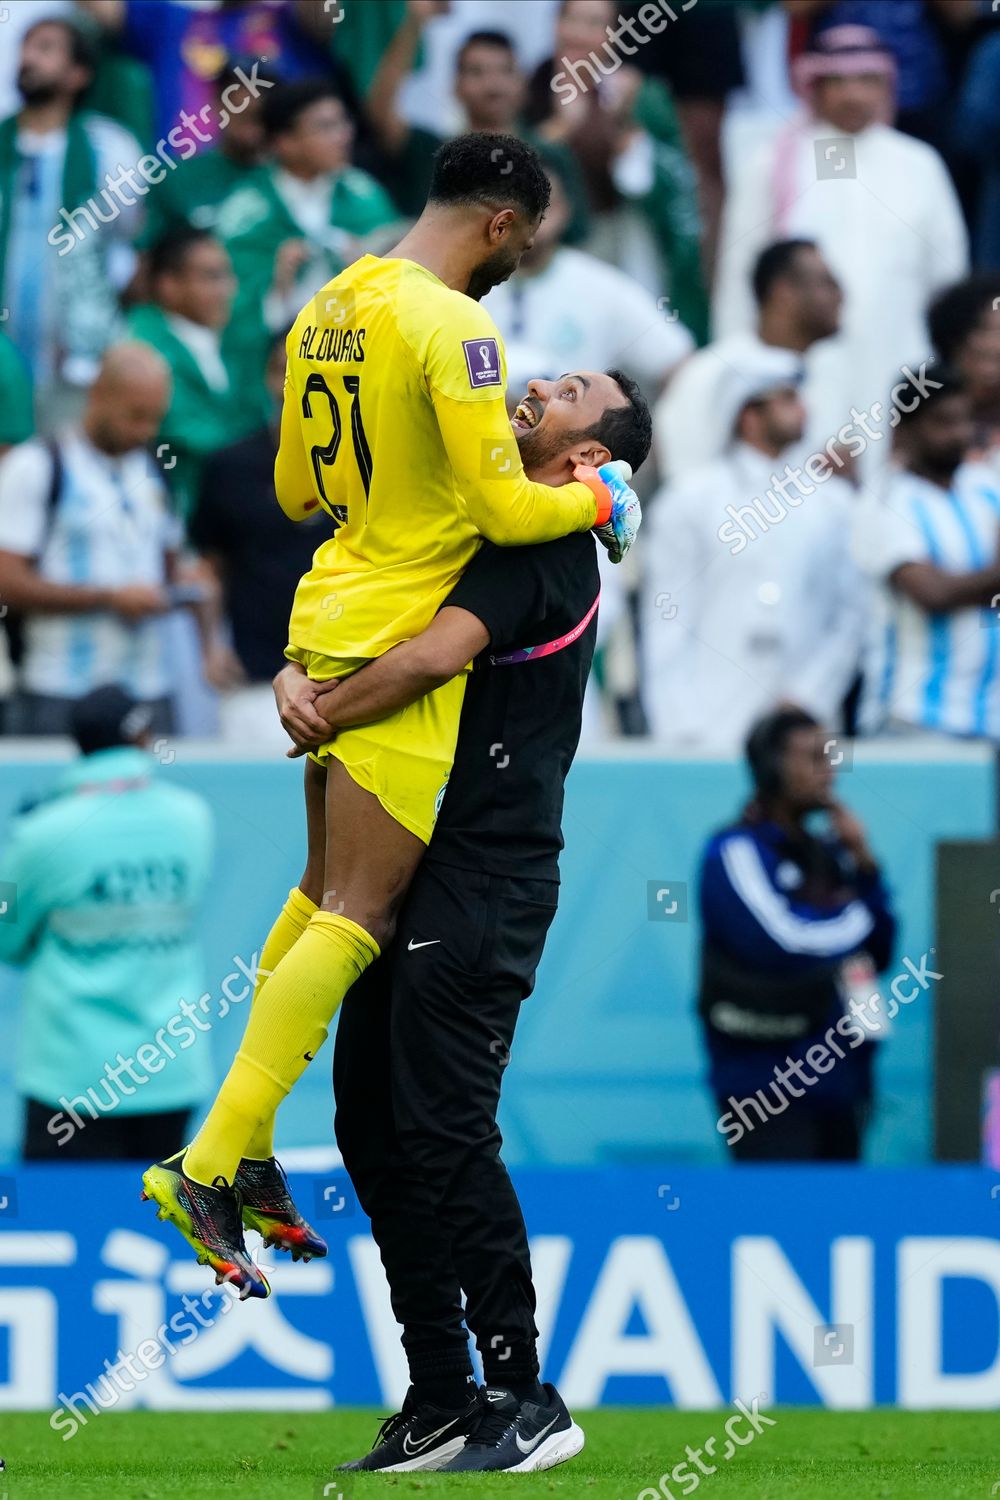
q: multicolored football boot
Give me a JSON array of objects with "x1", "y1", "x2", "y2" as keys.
[
  {"x1": 235, "y1": 1156, "x2": 328, "y2": 1262},
  {"x1": 141, "y1": 1151, "x2": 270, "y2": 1300}
]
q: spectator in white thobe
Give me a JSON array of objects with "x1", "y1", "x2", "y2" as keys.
[
  {"x1": 642, "y1": 349, "x2": 866, "y2": 752},
  {"x1": 654, "y1": 238, "x2": 843, "y2": 483},
  {"x1": 714, "y1": 25, "x2": 967, "y2": 475},
  {"x1": 485, "y1": 164, "x2": 692, "y2": 740}
]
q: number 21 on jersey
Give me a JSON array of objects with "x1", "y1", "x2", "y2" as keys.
[{"x1": 301, "y1": 372, "x2": 372, "y2": 526}]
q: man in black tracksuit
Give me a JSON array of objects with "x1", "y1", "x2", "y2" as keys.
[{"x1": 274, "y1": 369, "x2": 651, "y2": 1474}]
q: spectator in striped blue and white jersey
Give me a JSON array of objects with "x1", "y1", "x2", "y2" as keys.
[{"x1": 857, "y1": 367, "x2": 1000, "y2": 741}]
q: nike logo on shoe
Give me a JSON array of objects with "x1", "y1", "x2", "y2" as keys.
[
  {"x1": 401, "y1": 1417, "x2": 461, "y2": 1456},
  {"x1": 407, "y1": 939, "x2": 440, "y2": 951},
  {"x1": 515, "y1": 1416, "x2": 559, "y2": 1455}
]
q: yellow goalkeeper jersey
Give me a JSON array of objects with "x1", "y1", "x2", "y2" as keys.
[{"x1": 276, "y1": 254, "x2": 599, "y2": 660}]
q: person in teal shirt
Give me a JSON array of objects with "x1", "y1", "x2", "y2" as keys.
[{"x1": 0, "y1": 686, "x2": 216, "y2": 1160}]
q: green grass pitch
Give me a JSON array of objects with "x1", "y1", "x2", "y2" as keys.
[{"x1": 0, "y1": 1409, "x2": 996, "y2": 1500}]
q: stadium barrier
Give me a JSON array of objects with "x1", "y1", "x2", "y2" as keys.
[
  {"x1": 0, "y1": 1164, "x2": 996, "y2": 1415},
  {"x1": 0, "y1": 742, "x2": 994, "y2": 1167}
]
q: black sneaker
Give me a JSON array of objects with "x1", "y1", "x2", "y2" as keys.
[
  {"x1": 337, "y1": 1386, "x2": 482, "y2": 1472},
  {"x1": 440, "y1": 1383, "x2": 584, "y2": 1473}
]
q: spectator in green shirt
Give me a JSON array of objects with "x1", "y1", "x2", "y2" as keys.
[
  {"x1": 140, "y1": 58, "x2": 278, "y2": 247},
  {"x1": 367, "y1": 10, "x2": 590, "y2": 244},
  {"x1": 216, "y1": 79, "x2": 399, "y2": 387},
  {"x1": 0, "y1": 331, "x2": 33, "y2": 457},
  {"x1": 128, "y1": 227, "x2": 259, "y2": 523}
]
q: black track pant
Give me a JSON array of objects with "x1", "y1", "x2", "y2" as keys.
[
  {"x1": 23, "y1": 1099, "x2": 190, "y2": 1160},
  {"x1": 718, "y1": 1097, "x2": 867, "y2": 1161},
  {"x1": 333, "y1": 860, "x2": 558, "y2": 1387}
]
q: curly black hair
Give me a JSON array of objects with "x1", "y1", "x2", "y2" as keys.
[{"x1": 428, "y1": 133, "x2": 551, "y2": 222}]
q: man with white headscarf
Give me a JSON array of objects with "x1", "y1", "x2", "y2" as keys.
[
  {"x1": 653, "y1": 237, "x2": 843, "y2": 484},
  {"x1": 714, "y1": 26, "x2": 967, "y2": 472},
  {"x1": 641, "y1": 348, "x2": 866, "y2": 751}
]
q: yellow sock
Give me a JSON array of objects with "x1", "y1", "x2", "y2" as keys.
[
  {"x1": 244, "y1": 888, "x2": 318, "y2": 1161},
  {"x1": 185, "y1": 911, "x2": 378, "y2": 1186}
]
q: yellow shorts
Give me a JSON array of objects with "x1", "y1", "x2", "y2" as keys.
[{"x1": 285, "y1": 645, "x2": 468, "y2": 845}]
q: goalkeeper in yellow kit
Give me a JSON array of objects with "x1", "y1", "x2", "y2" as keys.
[{"x1": 142, "y1": 133, "x2": 641, "y2": 1298}]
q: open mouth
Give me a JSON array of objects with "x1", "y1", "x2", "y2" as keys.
[{"x1": 511, "y1": 398, "x2": 541, "y2": 432}]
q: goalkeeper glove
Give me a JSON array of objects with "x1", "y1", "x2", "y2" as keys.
[{"x1": 575, "y1": 460, "x2": 641, "y2": 564}]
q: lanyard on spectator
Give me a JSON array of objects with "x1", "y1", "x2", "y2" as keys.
[{"x1": 488, "y1": 591, "x2": 600, "y2": 667}]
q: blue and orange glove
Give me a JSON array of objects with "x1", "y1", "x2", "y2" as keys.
[{"x1": 575, "y1": 460, "x2": 641, "y2": 564}]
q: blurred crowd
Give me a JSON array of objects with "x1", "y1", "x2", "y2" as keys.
[{"x1": 4, "y1": 0, "x2": 1000, "y2": 750}]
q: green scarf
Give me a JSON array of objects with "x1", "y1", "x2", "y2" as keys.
[{"x1": 0, "y1": 111, "x2": 98, "y2": 301}]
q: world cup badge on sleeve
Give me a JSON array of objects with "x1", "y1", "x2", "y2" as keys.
[{"x1": 462, "y1": 337, "x2": 502, "y2": 388}]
